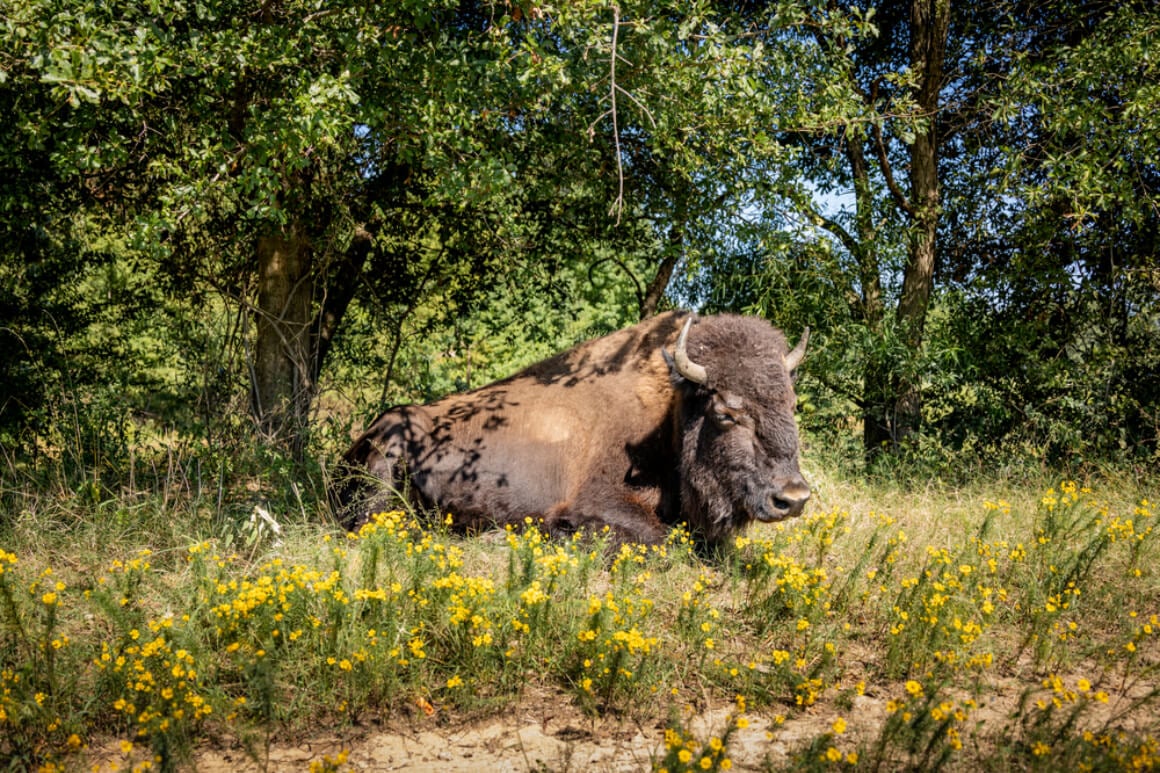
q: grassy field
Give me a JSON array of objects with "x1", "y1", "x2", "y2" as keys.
[{"x1": 1, "y1": 462, "x2": 1158, "y2": 771}]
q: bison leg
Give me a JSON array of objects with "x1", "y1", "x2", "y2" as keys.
[{"x1": 545, "y1": 491, "x2": 668, "y2": 547}]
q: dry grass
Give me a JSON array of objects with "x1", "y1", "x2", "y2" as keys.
[{"x1": 1, "y1": 464, "x2": 1158, "y2": 771}]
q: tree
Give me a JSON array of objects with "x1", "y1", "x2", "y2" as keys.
[
  {"x1": 930, "y1": 0, "x2": 1160, "y2": 464},
  {"x1": 689, "y1": 0, "x2": 953, "y2": 462},
  {"x1": 803, "y1": 0, "x2": 951, "y2": 459},
  {"x1": 3, "y1": 0, "x2": 872, "y2": 464}
]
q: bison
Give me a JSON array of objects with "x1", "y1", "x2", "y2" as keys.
[{"x1": 331, "y1": 311, "x2": 810, "y2": 545}]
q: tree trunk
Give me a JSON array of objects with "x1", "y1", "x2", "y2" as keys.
[
  {"x1": 846, "y1": 135, "x2": 894, "y2": 461},
  {"x1": 253, "y1": 225, "x2": 314, "y2": 458},
  {"x1": 640, "y1": 193, "x2": 688, "y2": 319},
  {"x1": 893, "y1": 0, "x2": 949, "y2": 443},
  {"x1": 640, "y1": 234, "x2": 679, "y2": 319}
]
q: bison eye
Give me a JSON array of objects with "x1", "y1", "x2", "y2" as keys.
[{"x1": 712, "y1": 412, "x2": 736, "y2": 428}]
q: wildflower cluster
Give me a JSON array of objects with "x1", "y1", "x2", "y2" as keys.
[
  {"x1": 0, "y1": 549, "x2": 75, "y2": 765},
  {"x1": 870, "y1": 678, "x2": 977, "y2": 770},
  {"x1": 858, "y1": 483, "x2": 1159, "y2": 769},
  {"x1": 656, "y1": 696, "x2": 748, "y2": 772},
  {"x1": 733, "y1": 510, "x2": 845, "y2": 632},
  {"x1": 1003, "y1": 483, "x2": 1158, "y2": 669},
  {"x1": 676, "y1": 570, "x2": 722, "y2": 657},
  {"x1": 2, "y1": 481, "x2": 1159, "y2": 770},
  {"x1": 1005, "y1": 670, "x2": 1160, "y2": 769},
  {"x1": 884, "y1": 539, "x2": 1003, "y2": 676},
  {"x1": 571, "y1": 582, "x2": 661, "y2": 712},
  {"x1": 309, "y1": 748, "x2": 351, "y2": 773},
  {"x1": 717, "y1": 512, "x2": 852, "y2": 708},
  {"x1": 95, "y1": 623, "x2": 212, "y2": 758},
  {"x1": 816, "y1": 715, "x2": 860, "y2": 767},
  {"x1": 1101, "y1": 496, "x2": 1153, "y2": 574},
  {"x1": 501, "y1": 521, "x2": 599, "y2": 665}
]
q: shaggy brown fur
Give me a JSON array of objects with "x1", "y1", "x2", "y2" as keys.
[{"x1": 331, "y1": 311, "x2": 810, "y2": 545}]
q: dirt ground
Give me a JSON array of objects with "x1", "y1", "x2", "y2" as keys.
[
  {"x1": 85, "y1": 672, "x2": 1156, "y2": 771},
  {"x1": 69, "y1": 681, "x2": 838, "y2": 773},
  {"x1": 181, "y1": 689, "x2": 878, "y2": 772},
  {"x1": 83, "y1": 641, "x2": 1158, "y2": 770}
]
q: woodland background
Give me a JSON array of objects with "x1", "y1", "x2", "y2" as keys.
[{"x1": 2, "y1": 0, "x2": 1158, "y2": 524}]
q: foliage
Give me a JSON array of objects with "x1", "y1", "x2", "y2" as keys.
[
  {"x1": 683, "y1": 0, "x2": 1159, "y2": 472},
  {"x1": 2, "y1": 0, "x2": 1154, "y2": 473},
  {"x1": 993, "y1": 1, "x2": 1160, "y2": 229},
  {"x1": 1, "y1": 0, "x2": 880, "y2": 463},
  {"x1": 928, "y1": 0, "x2": 1160, "y2": 470}
]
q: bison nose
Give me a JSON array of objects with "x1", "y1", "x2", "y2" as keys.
[{"x1": 770, "y1": 478, "x2": 810, "y2": 519}]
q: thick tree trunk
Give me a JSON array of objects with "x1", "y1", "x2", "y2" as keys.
[
  {"x1": 253, "y1": 225, "x2": 314, "y2": 457},
  {"x1": 812, "y1": 0, "x2": 948, "y2": 464},
  {"x1": 900, "y1": 0, "x2": 949, "y2": 340}
]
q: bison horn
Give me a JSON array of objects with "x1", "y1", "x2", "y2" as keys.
[
  {"x1": 673, "y1": 318, "x2": 709, "y2": 384},
  {"x1": 784, "y1": 326, "x2": 810, "y2": 372}
]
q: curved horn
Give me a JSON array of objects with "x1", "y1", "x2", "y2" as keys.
[
  {"x1": 784, "y1": 326, "x2": 810, "y2": 372},
  {"x1": 673, "y1": 317, "x2": 709, "y2": 384}
]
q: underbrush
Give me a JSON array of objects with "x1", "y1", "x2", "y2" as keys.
[{"x1": 1, "y1": 470, "x2": 1157, "y2": 771}]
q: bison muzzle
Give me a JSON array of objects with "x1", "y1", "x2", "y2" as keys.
[{"x1": 331, "y1": 311, "x2": 810, "y2": 545}]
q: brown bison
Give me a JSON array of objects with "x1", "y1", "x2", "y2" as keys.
[{"x1": 331, "y1": 311, "x2": 810, "y2": 545}]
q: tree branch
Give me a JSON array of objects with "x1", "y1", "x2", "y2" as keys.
[
  {"x1": 586, "y1": 6, "x2": 656, "y2": 225},
  {"x1": 310, "y1": 223, "x2": 375, "y2": 384},
  {"x1": 589, "y1": 256, "x2": 644, "y2": 312},
  {"x1": 871, "y1": 77, "x2": 914, "y2": 218},
  {"x1": 793, "y1": 193, "x2": 863, "y2": 262},
  {"x1": 608, "y1": 5, "x2": 624, "y2": 223}
]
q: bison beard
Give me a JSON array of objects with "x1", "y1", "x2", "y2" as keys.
[{"x1": 331, "y1": 311, "x2": 810, "y2": 546}]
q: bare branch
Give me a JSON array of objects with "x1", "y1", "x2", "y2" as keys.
[
  {"x1": 615, "y1": 84, "x2": 656, "y2": 128},
  {"x1": 607, "y1": 5, "x2": 625, "y2": 223}
]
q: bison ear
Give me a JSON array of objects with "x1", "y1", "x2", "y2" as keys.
[
  {"x1": 784, "y1": 326, "x2": 809, "y2": 373},
  {"x1": 661, "y1": 348, "x2": 688, "y2": 386}
]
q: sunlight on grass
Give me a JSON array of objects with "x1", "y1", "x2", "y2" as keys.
[{"x1": 1, "y1": 479, "x2": 1157, "y2": 771}]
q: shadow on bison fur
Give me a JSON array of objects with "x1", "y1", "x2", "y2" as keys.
[{"x1": 331, "y1": 311, "x2": 810, "y2": 548}]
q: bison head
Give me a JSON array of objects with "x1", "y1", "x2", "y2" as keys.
[{"x1": 668, "y1": 316, "x2": 810, "y2": 543}]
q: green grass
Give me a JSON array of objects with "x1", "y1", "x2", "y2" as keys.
[{"x1": 1, "y1": 460, "x2": 1158, "y2": 772}]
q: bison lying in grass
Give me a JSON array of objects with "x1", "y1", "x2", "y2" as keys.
[{"x1": 332, "y1": 311, "x2": 810, "y2": 546}]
